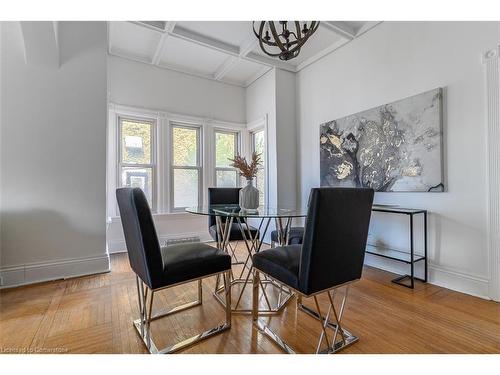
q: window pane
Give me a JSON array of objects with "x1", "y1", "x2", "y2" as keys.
[
  {"x1": 121, "y1": 167, "x2": 153, "y2": 205},
  {"x1": 255, "y1": 168, "x2": 265, "y2": 206},
  {"x1": 215, "y1": 132, "x2": 236, "y2": 167},
  {"x1": 216, "y1": 170, "x2": 238, "y2": 187},
  {"x1": 173, "y1": 168, "x2": 199, "y2": 207},
  {"x1": 121, "y1": 120, "x2": 152, "y2": 164},
  {"x1": 253, "y1": 130, "x2": 265, "y2": 164},
  {"x1": 172, "y1": 127, "x2": 198, "y2": 166}
]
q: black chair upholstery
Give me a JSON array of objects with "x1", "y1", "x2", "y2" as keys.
[
  {"x1": 116, "y1": 188, "x2": 231, "y2": 289},
  {"x1": 208, "y1": 187, "x2": 259, "y2": 241},
  {"x1": 270, "y1": 227, "x2": 305, "y2": 245},
  {"x1": 253, "y1": 244, "x2": 301, "y2": 290},
  {"x1": 160, "y1": 243, "x2": 231, "y2": 286},
  {"x1": 253, "y1": 187, "x2": 374, "y2": 296}
]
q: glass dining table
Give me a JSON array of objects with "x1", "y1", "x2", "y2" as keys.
[{"x1": 186, "y1": 205, "x2": 307, "y2": 314}]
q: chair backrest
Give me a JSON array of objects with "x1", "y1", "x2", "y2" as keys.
[
  {"x1": 299, "y1": 187, "x2": 374, "y2": 295},
  {"x1": 207, "y1": 187, "x2": 242, "y2": 228},
  {"x1": 116, "y1": 188, "x2": 163, "y2": 289}
]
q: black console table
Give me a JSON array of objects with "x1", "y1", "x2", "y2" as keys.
[{"x1": 367, "y1": 205, "x2": 428, "y2": 289}]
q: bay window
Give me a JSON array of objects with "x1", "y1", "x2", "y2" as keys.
[
  {"x1": 170, "y1": 124, "x2": 202, "y2": 210},
  {"x1": 118, "y1": 117, "x2": 156, "y2": 208},
  {"x1": 214, "y1": 130, "x2": 239, "y2": 187},
  {"x1": 251, "y1": 129, "x2": 266, "y2": 206},
  {"x1": 109, "y1": 105, "x2": 265, "y2": 218}
]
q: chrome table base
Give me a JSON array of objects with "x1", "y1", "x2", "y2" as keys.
[
  {"x1": 213, "y1": 277, "x2": 294, "y2": 315},
  {"x1": 213, "y1": 215, "x2": 294, "y2": 314}
]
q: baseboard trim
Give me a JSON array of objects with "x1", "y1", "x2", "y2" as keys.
[
  {"x1": 0, "y1": 253, "x2": 110, "y2": 289},
  {"x1": 107, "y1": 231, "x2": 213, "y2": 254},
  {"x1": 364, "y1": 256, "x2": 490, "y2": 300},
  {"x1": 427, "y1": 263, "x2": 490, "y2": 300}
]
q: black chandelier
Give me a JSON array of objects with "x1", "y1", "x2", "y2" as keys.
[{"x1": 252, "y1": 21, "x2": 320, "y2": 61}]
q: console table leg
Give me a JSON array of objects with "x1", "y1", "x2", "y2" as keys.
[
  {"x1": 424, "y1": 211, "x2": 428, "y2": 283},
  {"x1": 410, "y1": 214, "x2": 415, "y2": 289}
]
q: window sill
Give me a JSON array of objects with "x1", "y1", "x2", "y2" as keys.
[{"x1": 108, "y1": 211, "x2": 201, "y2": 224}]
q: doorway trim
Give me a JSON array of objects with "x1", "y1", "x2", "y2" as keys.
[{"x1": 483, "y1": 46, "x2": 500, "y2": 302}]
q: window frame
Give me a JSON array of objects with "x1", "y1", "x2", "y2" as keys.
[
  {"x1": 169, "y1": 122, "x2": 203, "y2": 212},
  {"x1": 248, "y1": 119, "x2": 268, "y2": 207},
  {"x1": 116, "y1": 115, "x2": 157, "y2": 212},
  {"x1": 213, "y1": 128, "x2": 241, "y2": 188}
]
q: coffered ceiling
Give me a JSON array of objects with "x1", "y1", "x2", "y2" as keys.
[{"x1": 108, "y1": 21, "x2": 380, "y2": 87}]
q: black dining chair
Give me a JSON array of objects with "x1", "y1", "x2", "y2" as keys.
[
  {"x1": 270, "y1": 226, "x2": 305, "y2": 247},
  {"x1": 116, "y1": 188, "x2": 232, "y2": 354},
  {"x1": 208, "y1": 187, "x2": 260, "y2": 262},
  {"x1": 252, "y1": 187, "x2": 374, "y2": 354}
]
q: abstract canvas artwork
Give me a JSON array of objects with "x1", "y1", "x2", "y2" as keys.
[{"x1": 320, "y1": 88, "x2": 444, "y2": 192}]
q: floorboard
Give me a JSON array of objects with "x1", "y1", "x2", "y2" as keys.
[{"x1": 1, "y1": 247, "x2": 499, "y2": 354}]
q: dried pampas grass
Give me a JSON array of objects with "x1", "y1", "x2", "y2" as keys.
[{"x1": 229, "y1": 152, "x2": 262, "y2": 179}]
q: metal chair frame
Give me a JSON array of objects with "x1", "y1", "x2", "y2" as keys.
[
  {"x1": 134, "y1": 271, "x2": 232, "y2": 354},
  {"x1": 252, "y1": 270, "x2": 358, "y2": 354}
]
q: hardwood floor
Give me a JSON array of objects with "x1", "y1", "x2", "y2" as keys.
[{"x1": 1, "y1": 248, "x2": 499, "y2": 354}]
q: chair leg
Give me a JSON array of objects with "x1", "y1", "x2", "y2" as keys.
[
  {"x1": 313, "y1": 295, "x2": 331, "y2": 353},
  {"x1": 253, "y1": 278, "x2": 358, "y2": 354},
  {"x1": 198, "y1": 279, "x2": 203, "y2": 303},
  {"x1": 252, "y1": 271, "x2": 260, "y2": 322},
  {"x1": 135, "y1": 276, "x2": 145, "y2": 338},
  {"x1": 145, "y1": 290, "x2": 155, "y2": 350},
  {"x1": 133, "y1": 273, "x2": 231, "y2": 354},
  {"x1": 297, "y1": 286, "x2": 358, "y2": 353},
  {"x1": 224, "y1": 271, "x2": 232, "y2": 325}
]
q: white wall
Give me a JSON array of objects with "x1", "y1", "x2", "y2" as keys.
[
  {"x1": 108, "y1": 55, "x2": 246, "y2": 123},
  {"x1": 245, "y1": 68, "x2": 299, "y2": 241},
  {"x1": 297, "y1": 21, "x2": 500, "y2": 298},
  {"x1": 0, "y1": 22, "x2": 109, "y2": 287},
  {"x1": 107, "y1": 55, "x2": 247, "y2": 252},
  {"x1": 246, "y1": 69, "x2": 277, "y2": 207},
  {"x1": 246, "y1": 68, "x2": 298, "y2": 208},
  {"x1": 275, "y1": 69, "x2": 297, "y2": 208}
]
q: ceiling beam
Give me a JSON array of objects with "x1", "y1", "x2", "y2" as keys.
[
  {"x1": 213, "y1": 34, "x2": 259, "y2": 82},
  {"x1": 357, "y1": 21, "x2": 383, "y2": 36},
  {"x1": 164, "y1": 21, "x2": 176, "y2": 34},
  {"x1": 170, "y1": 25, "x2": 240, "y2": 56},
  {"x1": 321, "y1": 21, "x2": 356, "y2": 40},
  {"x1": 109, "y1": 47, "x2": 152, "y2": 65},
  {"x1": 238, "y1": 35, "x2": 259, "y2": 57},
  {"x1": 213, "y1": 56, "x2": 239, "y2": 80},
  {"x1": 151, "y1": 21, "x2": 176, "y2": 65},
  {"x1": 130, "y1": 21, "x2": 164, "y2": 34},
  {"x1": 152, "y1": 33, "x2": 168, "y2": 65}
]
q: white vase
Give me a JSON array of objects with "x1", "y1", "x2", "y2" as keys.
[{"x1": 239, "y1": 178, "x2": 259, "y2": 210}]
